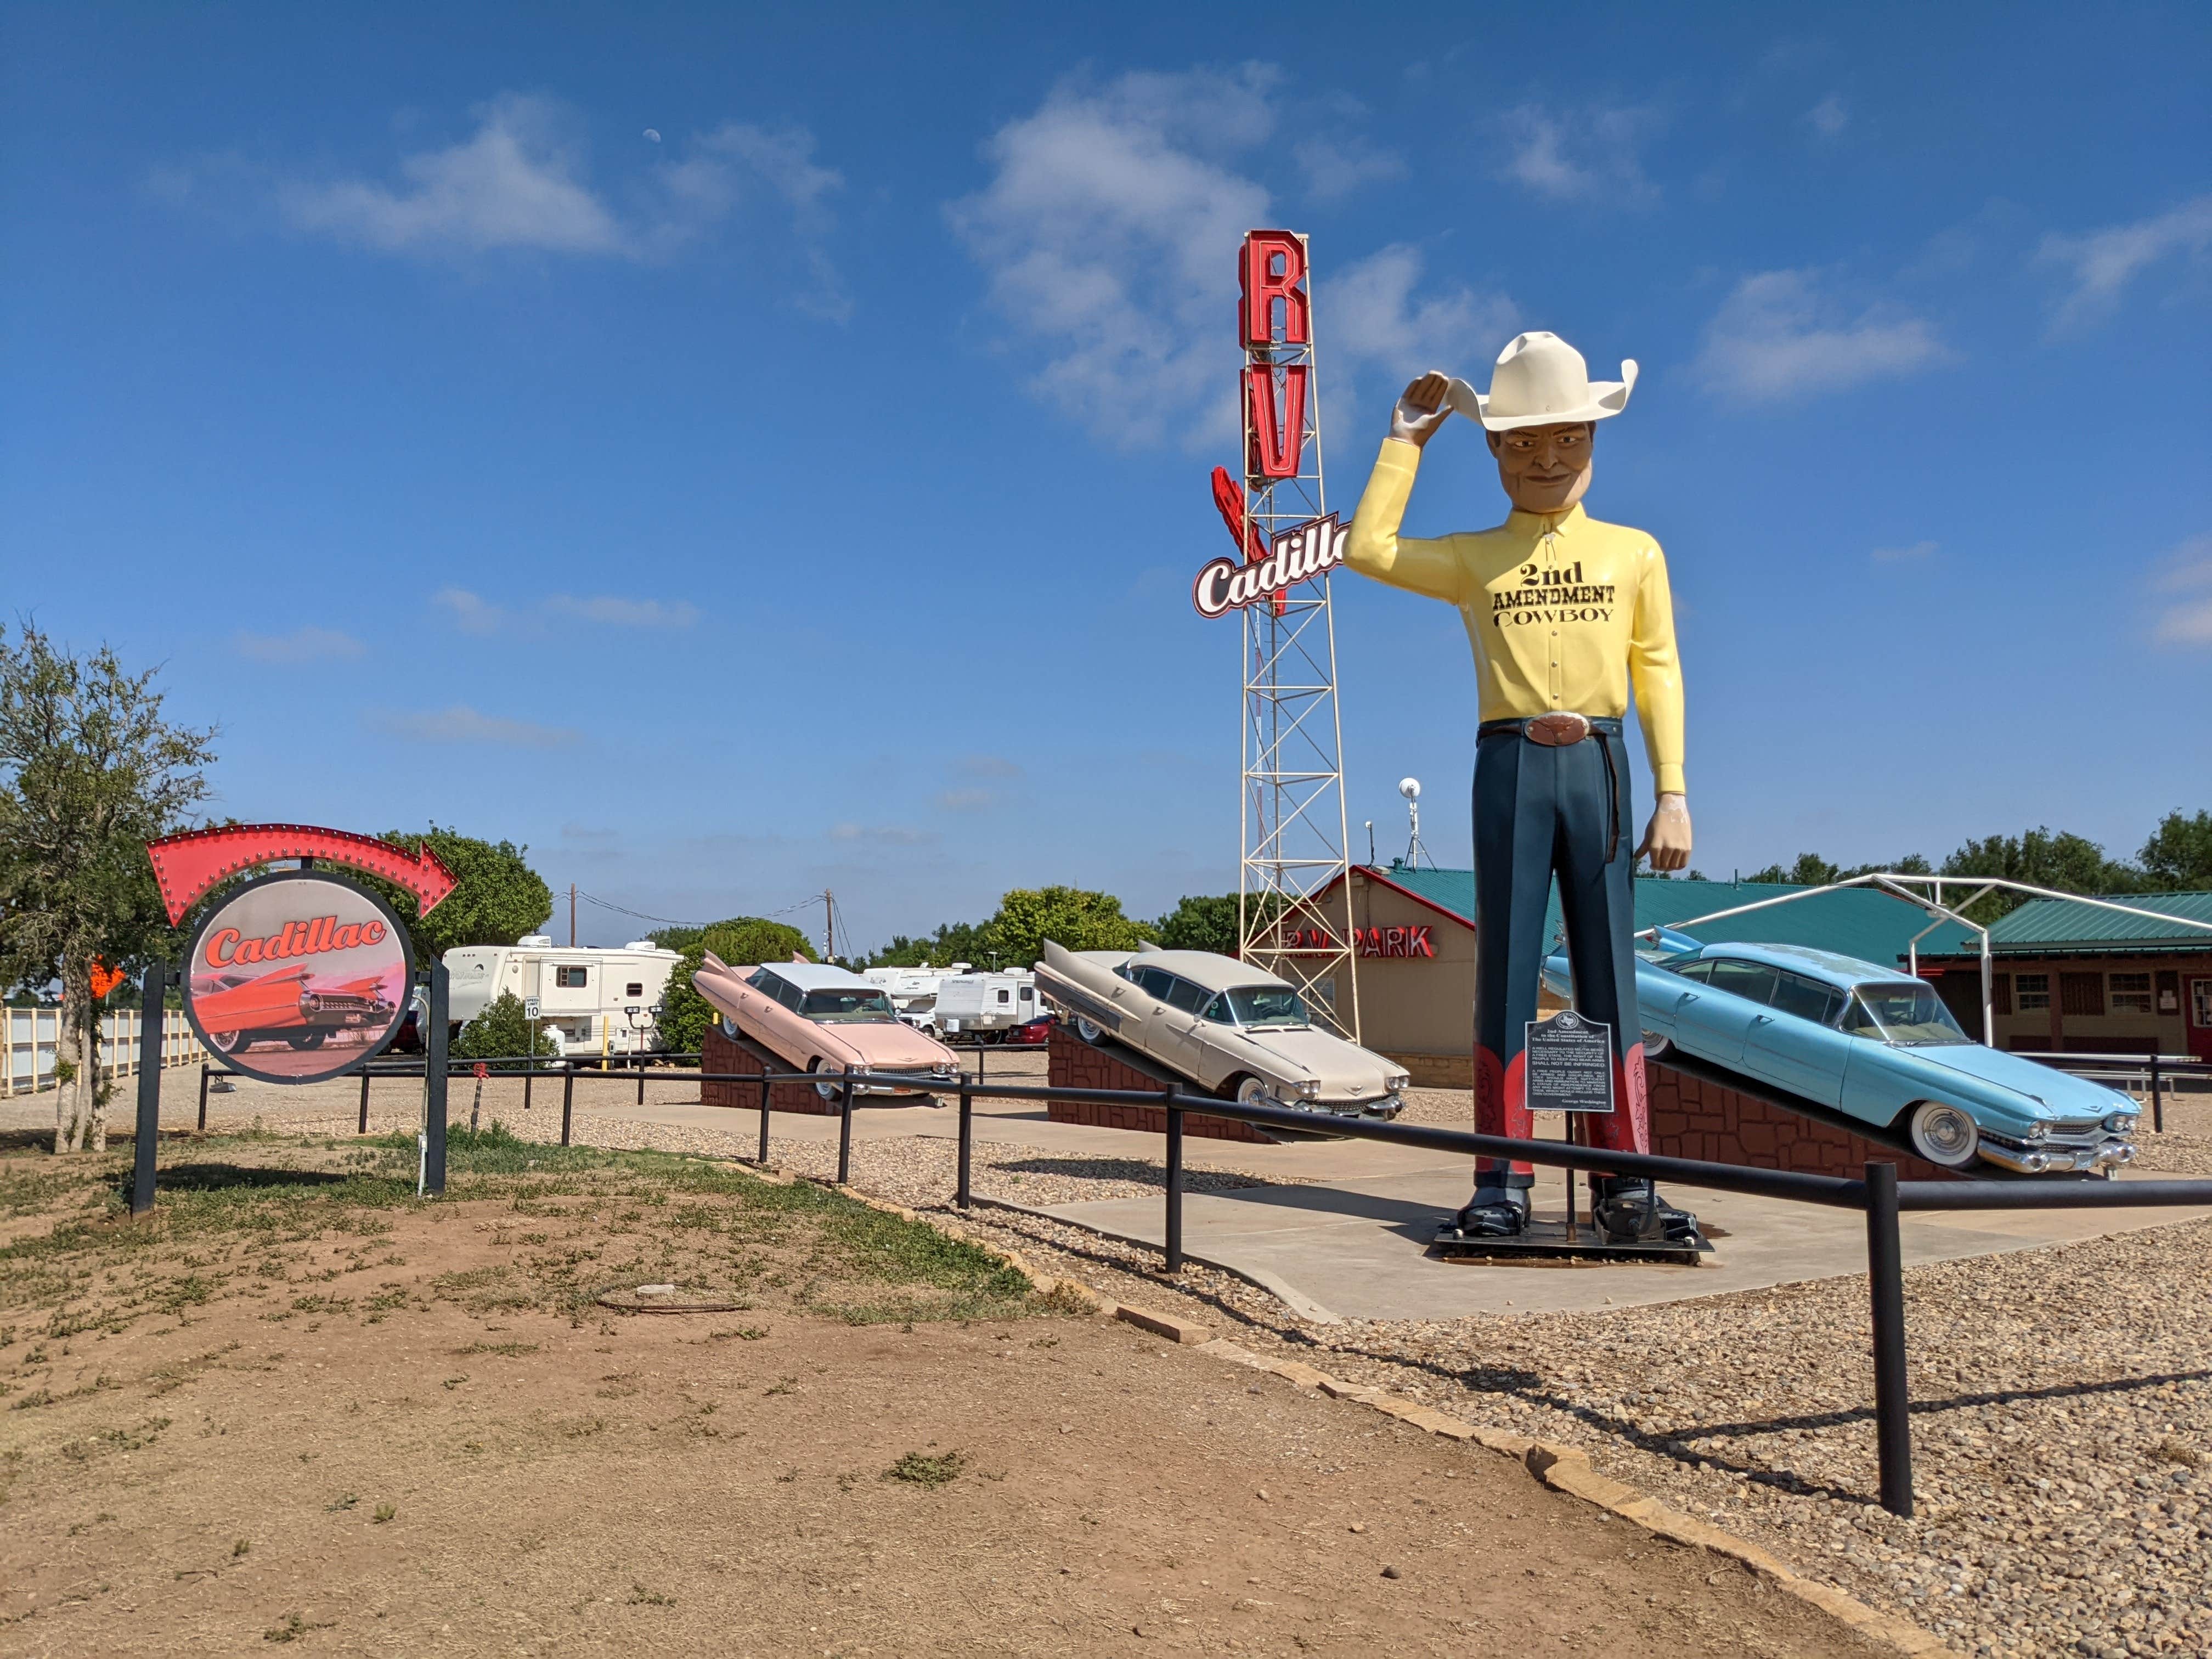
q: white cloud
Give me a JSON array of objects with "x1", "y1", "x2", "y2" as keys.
[
  {"x1": 955, "y1": 754, "x2": 1023, "y2": 779},
  {"x1": 1327, "y1": 245, "x2": 1515, "y2": 378},
  {"x1": 935, "y1": 789, "x2": 996, "y2": 812},
  {"x1": 949, "y1": 66, "x2": 1490, "y2": 448},
  {"x1": 2036, "y1": 194, "x2": 2212, "y2": 328},
  {"x1": 435, "y1": 587, "x2": 505, "y2": 635},
  {"x1": 280, "y1": 94, "x2": 625, "y2": 255},
  {"x1": 1695, "y1": 269, "x2": 1950, "y2": 403},
  {"x1": 2152, "y1": 532, "x2": 2212, "y2": 647},
  {"x1": 1871, "y1": 540, "x2": 1938, "y2": 563},
  {"x1": 233, "y1": 625, "x2": 366, "y2": 663},
  {"x1": 1295, "y1": 136, "x2": 1406, "y2": 200},
  {"x1": 371, "y1": 704, "x2": 579, "y2": 748},
  {"x1": 1804, "y1": 95, "x2": 1849, "y2": 138},
  {"x1": 1496, "y1": 104, "x2": 1660, "y2": 205},
  {"x1": 544, "y1": 595, "x2": 699, "y2": 628},
  {"x1": 253, "y1": 93, "x2": 847, "y2": 311}
]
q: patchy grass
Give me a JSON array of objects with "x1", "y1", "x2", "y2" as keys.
[{"x1": 883, "y1": 1449, "x2": 969, "y2": 1488}]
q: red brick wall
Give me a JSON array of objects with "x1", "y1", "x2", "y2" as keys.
[
  {"x1": 1647, "y1": 1059, "x2": 1949, "y2": 1181},
  {"x1": 1045, "y1": 1026, "x2": 1270, "y2": 1144},
  {"x1": 701, "y1": 1024, "x2": 842, "y2": 1116}
]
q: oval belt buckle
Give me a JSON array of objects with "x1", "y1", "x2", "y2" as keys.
[{"x1": 1527, "y1": 712, "x2": 1590, "y2": 746}]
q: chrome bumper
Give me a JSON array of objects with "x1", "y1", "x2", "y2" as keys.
[{"x1": 1978, "y1": 1138, "x2": 2137, "y2": 1175}]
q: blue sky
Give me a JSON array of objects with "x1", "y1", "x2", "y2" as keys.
[{"x1": 5, "y1": 3, "x2": 2208, "y2": 951}]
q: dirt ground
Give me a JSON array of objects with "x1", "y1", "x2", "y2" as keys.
[{"x1": 0, "y1": 1129, "x2": 1893, "y2": 1657}]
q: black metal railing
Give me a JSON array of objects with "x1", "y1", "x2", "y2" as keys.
[{"x1": 174, "y1": 1049, "x2": 2212, "y2": 1521}]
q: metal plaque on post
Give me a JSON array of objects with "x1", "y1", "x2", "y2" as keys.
[{"x1": 1523, "y1": 1010, "x2": 1614, "y2": 1114}]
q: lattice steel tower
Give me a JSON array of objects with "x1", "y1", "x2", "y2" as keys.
[{"x1": 1234, "y1": 230, "x2": 1359, "y2": 1039}]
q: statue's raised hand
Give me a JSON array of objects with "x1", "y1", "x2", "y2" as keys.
[{"x1": 1389, "y1": 370, "x2": 1454, "y2": 448}]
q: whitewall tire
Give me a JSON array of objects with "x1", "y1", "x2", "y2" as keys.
[
  {"x1": 1074, "y1": 1017, "x2": 1105, "y2": 1045},
  {"x1": 1907, "y1": 1101, "x2": 1979, "y2": 1169}
]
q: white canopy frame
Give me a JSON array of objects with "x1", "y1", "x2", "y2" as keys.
[{"x1": 1637, "y1": 875, "x2": 2212, "y2": 1046}]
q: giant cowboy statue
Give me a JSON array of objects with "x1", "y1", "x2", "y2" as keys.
[{"x1": 1344, "y1": 331, "x2": 1701, "y2": 1246}]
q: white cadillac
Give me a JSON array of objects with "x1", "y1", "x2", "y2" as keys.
[{"x1": 1035, "y1": 941, "x2": 1408, "y2": 1119}]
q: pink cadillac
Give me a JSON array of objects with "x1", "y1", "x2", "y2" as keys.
[{"x1": 693, "y1": 955, "x2": 961, "y2": 1098}]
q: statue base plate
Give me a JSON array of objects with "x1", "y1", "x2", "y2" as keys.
[{"x1": 1429, "y1": 1217, "x2": 1713, "y2": 1266}]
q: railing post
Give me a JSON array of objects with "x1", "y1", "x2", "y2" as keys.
[
  {"x1": 2150, "y1": 1056, "x2": 2164, "y2": 1134},
  {"x1": 957, "y1": 1075, "x2": 974, "y2": 1209},
  {"x1": 423, "y1": 962, "x2": 449, "y2": 1196},
  {"x1": 523, "y1": 1057, "x2": 533, "y2": 1115},
  {"x1": 560, "y1": 1064, "x2": 574, "y2": 1147},
  {"x1": 757, "y1": 1073, "x2": 771, "y2": 1164},
  {"x1": 358, "y1": 1068, "x2": 371, "y2": 1136},
  {"x1": 636, "y1": 1058, "x2": 646, "y2": 1107},
  {"x1": 1864, "y1": 1161, "x2": 1913, "y2": 1517},
  {"x1": 1164, "y1": 1089, "x2": 1183, "y2": 1273},
  {"x1": 837, "y1": 1071, "x2": 856, "y2": 1186},
  {"x1": 130, "y1": 963, "x2": 167, "y2": 1218},
  {"x1": 197, "y1": 1062, "x2": 210, "y2": 1133}
]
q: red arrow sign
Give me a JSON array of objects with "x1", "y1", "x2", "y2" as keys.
[{"x1": 145, "y1": 824, "x2": 458, "y2": 926}]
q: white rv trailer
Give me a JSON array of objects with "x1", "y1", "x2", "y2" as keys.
[
  {"x1": 860, "y1": 964, "x2": 970, "y2": 1031},
  {"x1": 931, "y1": 970, "x2": 1041, "y2": 1042},
  {"x1": 442, "y1": 936, "x2": 682, "y2": 1059}
]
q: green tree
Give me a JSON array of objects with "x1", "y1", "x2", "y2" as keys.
[
  {"x1": 981, "y1": 886, "x2": 1150, "y2": 970},
  {"x1": 654, "y1": 916, "x2": 814, "y2": 1053},
  {"x1": 451, "y1": 990, "x2": 560, "y2": 1061},
  {"x1": 864, "y1": 920, "x2": 992, "y2": 969},
  {"x1": 2136, "y1": 810, "x2": 2212, "y2": 890},
  {"x1": 1152, "y1": 894, "x2": 1240, "y2": 956},
  {"x1": 367, "y1": 827, "x2": 552, "y2": 963},
  {"x1": 0, "y1": 624, "x2": 216, "y2": 1153},
  {"x1": 1941, "y1": 827, "x2": 2134, "y2": 919}
]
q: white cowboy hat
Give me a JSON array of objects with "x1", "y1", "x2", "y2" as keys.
[{"x1": 1444, "y1": 331, "x2": 1637, "y2": 431}]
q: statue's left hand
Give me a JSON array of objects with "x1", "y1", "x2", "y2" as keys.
[{"x1": 1637, "y1": 793, "x2": 1692, "y2": 872}]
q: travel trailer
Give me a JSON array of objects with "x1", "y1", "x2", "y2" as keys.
[
  {"x1": 442, "y1": 936, "x2": 683, "y2": 1060},
  {"x1": 860, "y1": 964, "x2": 969, "y2": 1030},
  {"x1": 930, "y1": 970, "x2": 1042, "y2": 1042}
]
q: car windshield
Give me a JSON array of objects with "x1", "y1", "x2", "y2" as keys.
[
  {"x1": 1841, "y1": 982, "x2": 1971, "y2": 1046},
  {"x1": 800, "y1": 989, "x2": 898, "y2": 1023},
  {"x1": 1225, "y1": 986, "x2": 1310, "y2": 1028}
]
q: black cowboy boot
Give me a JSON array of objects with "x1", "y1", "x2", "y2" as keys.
[
  {"x1": 1455, "y1": 1175, "x2": 1531, "y2": 1238},
  {"x1": 1590, "y1": 1175, "x2": 1699, "y2": 1245}
]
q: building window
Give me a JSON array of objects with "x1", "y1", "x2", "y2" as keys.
[
  {"x1": 555, "y1": 966, "x2": 589, "y2": 989},
  {"x1": 2109, "y1": 972, "x2": 2153, "y2": 1014},
  {"x1": 1991, "y1": 973, "x2": 2012, "y2": 1016},
  {"x1": 625, "y1": 981, "x2": 644, "y2": 998},
  {"x1": 2059, "y1": 972, "x2": 2104, "y2": 1017},
  {"x1": 2015, "y1": 973, "x2": 2050, "y2": 1012}
]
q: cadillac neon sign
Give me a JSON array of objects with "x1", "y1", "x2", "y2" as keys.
[{"x1": 1192, "y1": 512, "x2": 1347, "y2": 618}]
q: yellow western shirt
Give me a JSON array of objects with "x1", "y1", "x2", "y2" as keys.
[{"x1": 1344, "y1": 437, "x2": 1687, "y2": 795}]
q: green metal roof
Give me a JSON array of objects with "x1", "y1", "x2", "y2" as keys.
[
  {"x1": 1979, "y1": 890, "x2": 2212, "y2": 951},
  {"x1": 1363, "y1": 865, "x2": 1976, "y2": 966}
]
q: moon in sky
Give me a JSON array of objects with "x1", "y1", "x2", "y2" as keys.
[{"x1": 642, "y1": 128, "x2": 662, "y2": 143}]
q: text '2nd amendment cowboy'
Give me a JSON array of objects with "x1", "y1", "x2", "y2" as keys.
[{"x1": 1192, "y1": 513, "x2": 1347, "y2": 618}]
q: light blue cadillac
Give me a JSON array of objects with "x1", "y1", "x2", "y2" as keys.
[{"x1": 1543, "y1": 930, "x2": 2141, "y2": 1174}]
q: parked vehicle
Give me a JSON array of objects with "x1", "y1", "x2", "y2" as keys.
[
  {"x1": 692, "y1": 955, "x2": 961, "y2": 1098},
  {"x1": 442, "y1": 936, "x2": 681, "y2": 1059},
  {"x1": 1034, "y1": 941, "x2": 1407, "y2": 1119},
  {"x1": 861, "y1": 964, "x2": 967, "y2": 1026},
  {"x1": 1002, "y1": 1013, "x2": 1056, "y2": 1048},
  {"x1": 932, "y1": 970, "x2": 1043, "y2": 1042},
  {"x1": 190, "y1": 963, "x2": 398, "y2": 1054},
  {"x1": 1544, "y1": 931, "x2": 2141, "y2": 1173}
]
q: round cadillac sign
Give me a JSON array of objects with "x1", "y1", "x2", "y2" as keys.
[{"x1": 183, "y1": 871, "x2": 413, "y2": 1084}]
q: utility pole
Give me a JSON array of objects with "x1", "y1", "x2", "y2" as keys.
[
  {"x1": 569, "y1": 883, "x2": 577, "y2": 947},
  {"x1": 823, "y1": 890, "x2": 834, "y2": 963}
]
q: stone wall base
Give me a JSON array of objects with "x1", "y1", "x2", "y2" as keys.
[
  {"x1": 701, "y1": 1024, "x2": 840, "y2": 1115},
  {"x1": 1045, "y1": 1026, "x2": 1269, "y2": 1144},
  {"x1": 1647, "y1": 1058, "x2": 1950, "y2": 1181}
]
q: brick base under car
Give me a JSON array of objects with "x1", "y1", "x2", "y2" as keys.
[
  {"x1": 699, "y1": 1024, "x2": 843, "y2": 1115},
  {"x1": 1646, "y1": 1058, "x2": 1953, "y2": 1181},
  {"x1": 1045, "y1": 1026, "x2": 1271, "y2": 1144}
]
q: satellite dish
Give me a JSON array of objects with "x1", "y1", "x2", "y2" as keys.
[{"x1": 1397, "y1": 777, "x2": 1421, "y2": 801}]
